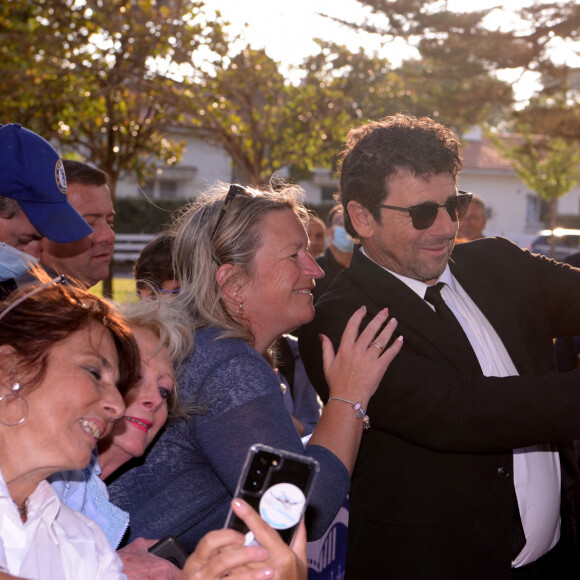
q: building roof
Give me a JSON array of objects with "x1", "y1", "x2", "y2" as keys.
[{"x1": 461, "y1": 134, "x2": 515, "y2": 171}]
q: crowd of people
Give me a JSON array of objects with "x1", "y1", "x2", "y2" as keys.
[{"x1": 2, "y1": 112, "x2": 580, "y2": 580}]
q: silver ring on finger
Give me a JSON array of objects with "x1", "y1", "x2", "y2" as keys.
[{"x1": 369, "y1": 341, "x2": 383, "y2": 352}]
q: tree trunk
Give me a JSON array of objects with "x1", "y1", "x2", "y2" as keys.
[
  {"x1": 549, "y1": 197, "x2": 558, "y2": 260},
  {"x1": 102, "y1": 175, "x2": 117, "y2": 298}
]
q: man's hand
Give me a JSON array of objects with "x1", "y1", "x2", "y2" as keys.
[{"x1": 118, "y1": 537, "x2": 182, "y2": 580}]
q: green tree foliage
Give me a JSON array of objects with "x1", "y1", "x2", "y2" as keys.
[
  {"x1": 489, "y1": 122, "x2": 580, "y2": 256},
  {"x1": 0, "y1": 0, "x2": 228, "y2": 295},
  {"x1": 1, "y1": 0, "x2": 227, "y2": 198},
  {"x1": 182, "y1": 46, "x2": 352, "y2": 185},
  {"x1": 336, "y1": 0, "x2": 580, "y2": 124},
  {"x1": 347, "y1": 0, "x2": 580, "y2": 76}
]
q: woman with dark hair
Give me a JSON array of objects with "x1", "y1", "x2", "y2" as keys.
[
  {"x1": 0, "y1": 274, "x2": 138, "y2": 578},
  {"x1": 108, "y1": 182, "x2": 403, "y2": 551},
  {"x1": 0, "y1": 276, "x2": 314, "y2": 580}
]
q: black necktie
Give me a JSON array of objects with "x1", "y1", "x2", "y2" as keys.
[
  {"x1": 424, "y1": 282, "x2": 526, "y2": 558},
  {"x1": 424, "y1": 282, "x2": 478, "y2": 362}
]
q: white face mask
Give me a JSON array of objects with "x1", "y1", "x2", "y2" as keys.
[
  {"x1": 332, "y1": 226, "x2": 354, "y2": 253},
  {"x1": 0, "y1": 242, "x2": 38, "y2": 281}
]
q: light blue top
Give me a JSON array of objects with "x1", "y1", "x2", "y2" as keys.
[{"x1": 49, "y1": 448, "x2": 130, "y2": 549}]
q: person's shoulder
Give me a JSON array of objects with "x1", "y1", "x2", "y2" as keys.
[
  {"x1": 452, "y1": 236, "x2": 524, "y2": 261},
  {"x1": 566, "y1": 251, "x2": 580, "y2": 268},
  {"x1": 181, "y1": 326, "x2": 274, "y2": 387},
  {"x1": 191, "y1": 327, "x2": 262, "y2": 362}
]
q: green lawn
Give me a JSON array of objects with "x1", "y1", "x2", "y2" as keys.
[{"x1": 91, "y1": 277, "x2": 139, "y2": 303}]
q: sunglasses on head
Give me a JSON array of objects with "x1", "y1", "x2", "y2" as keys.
[
  {"x1": 210, "y1": 184, "x2": 253, "y2": 242},
  {"x1": 379, "y1": 191, "x2": 473, "y2": 230}
]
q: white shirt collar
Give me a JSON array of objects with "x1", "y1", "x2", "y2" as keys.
[{"x1": 360, "y1": 245, "x2": 456, "y2": 299}]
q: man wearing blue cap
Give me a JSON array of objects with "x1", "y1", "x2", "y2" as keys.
[{"x1": 0, "y1": 123, "x2": 92, "y2": 288}]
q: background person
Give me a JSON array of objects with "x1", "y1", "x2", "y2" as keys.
[
  {"x1": 107, "y1": 182, "x2": 402, "y2": 552},
  {"x1": 134, "y1": 232, "x2": 179, "y2": 300},
  {"x1": 40, "y1": 160, "x2": 115, "y2": 289},
  {"x1": 306, "y1": 214, "x2": 326, "y2": 259},
  {"x1": 300, "y1": 114, "x2": 580, "y2": 579},
  {"x1": 457, "y1": 192, "x2": 487, "y2": 242},
  {"x1": 275, "y1": 333, "x2": 322, "y2": 437},
  {"x1": 312, "y1": 204, "x2": 353, "y2": 303},
  {"x1": 0, "y1": 124, "x2": 92, "y2": 290}
]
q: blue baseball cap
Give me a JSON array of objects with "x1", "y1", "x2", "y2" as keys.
[{"x1": 0, "y1": 123, "x2": 93, "y2": 243}]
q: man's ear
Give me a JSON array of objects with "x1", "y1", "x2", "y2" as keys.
[
  {"x1": 215, "y1": 263, "x2": 242, "y2": 302},
  {"x1": 347, "y1": 201, "x2": 376, "y2": 240}
]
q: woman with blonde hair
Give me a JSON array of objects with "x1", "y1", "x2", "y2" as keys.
[{"x1": 108, "y1": 182, "x2": 403, "y2": 552}]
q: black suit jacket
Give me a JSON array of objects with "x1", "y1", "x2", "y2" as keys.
[{"x1": 299, "y1": 237, "x2": 580, "y2": 579}]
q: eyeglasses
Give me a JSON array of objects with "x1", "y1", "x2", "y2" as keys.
[
  {"x1": 158, "y1": 287, "x2": 180, "y2": 295},
  {"x1": 379, "y1": 191, "x2": 473, "y2": 230},
  {"x1": 0, "y1": 274, "x2": 67, "y2": 322},
  {"x1": 210, "y1": 184, "x2": 252, "y2": 242}
]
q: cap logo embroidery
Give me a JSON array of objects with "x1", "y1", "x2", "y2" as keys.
[{"x1": 55, "y1": 159, "x2": 67, "y2": 195}]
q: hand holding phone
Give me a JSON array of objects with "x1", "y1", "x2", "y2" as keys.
[
  {"x1": 224, "y1": 444, "x2": 319, "y2": 547},
  {"x1": 147, "y1": 535, "x2": 189, "y2": 570}
]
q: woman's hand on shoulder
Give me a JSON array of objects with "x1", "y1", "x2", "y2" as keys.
[
  {"x1": 321, "y1": 306, "x2": 402, "y2": 406},
  {"x1": 180, "y1": 499, "x2": 306, "y2": 580}
]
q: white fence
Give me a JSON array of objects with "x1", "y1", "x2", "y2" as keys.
[{"x1": 113, "y1": 233, "x2": 155, "y2": 264}]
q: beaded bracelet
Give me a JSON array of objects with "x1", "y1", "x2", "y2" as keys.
[{"x1": 328, "y1": 397, "x2": 370, "y2": 430}]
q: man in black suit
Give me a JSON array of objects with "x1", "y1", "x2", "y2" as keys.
[{"x1": 299, "y1": 114, "x2": 580, "y2": 579}]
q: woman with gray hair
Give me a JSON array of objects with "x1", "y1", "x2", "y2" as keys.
[{"x1": 108, "y1": 182, "x2": 402, "y2": 555}]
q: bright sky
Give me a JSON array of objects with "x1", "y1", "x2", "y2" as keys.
[{"x1": 209, "y1": 0, "x2": 580, "y2": 102}]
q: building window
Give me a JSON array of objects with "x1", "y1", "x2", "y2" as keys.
[
  {"x1": 141, "y1": 179, "x2": 179, "y2": 199},
  {"x1": 526, "y1": 195, "x2": 542, "y2": 226},
  {"x1": 159, "y1": 180, "x2": 178, "y2": 199}
]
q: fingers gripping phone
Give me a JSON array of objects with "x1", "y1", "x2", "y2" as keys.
[{"x1": 224, "y1": 444, "x2": 319, "y2": 547}]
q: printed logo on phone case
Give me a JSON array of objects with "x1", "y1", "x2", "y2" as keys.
[{"x1": 259, "y1": 482, "x2": 306, "y2": 529}]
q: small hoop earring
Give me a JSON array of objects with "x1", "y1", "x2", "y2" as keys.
[{"x1": 0, "y1": 382, "x2": 29, "y2": 426}]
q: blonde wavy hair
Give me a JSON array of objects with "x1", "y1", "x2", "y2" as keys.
[
  {"x1": 118, "y1": 299, "x2": 193, "y2": 416},
  {"x1": 171, "y1": 181, "x2": 308, "y2": 348}
]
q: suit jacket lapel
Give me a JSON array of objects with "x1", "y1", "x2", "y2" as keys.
[{"x1": 348, "y1": 250, "x2": 482, "y2": 373}]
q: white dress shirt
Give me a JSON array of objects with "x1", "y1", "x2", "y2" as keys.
[{"x1": 0, "y1": 468, "x2": 126, "y2": 579}]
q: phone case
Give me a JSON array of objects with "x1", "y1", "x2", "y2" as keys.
[
  {"x1": 224, "y1": 444, "x2": 320, "y2": 546},
  {"x1": 148, "y1": 535, "x2": 189, "y2": 569}
]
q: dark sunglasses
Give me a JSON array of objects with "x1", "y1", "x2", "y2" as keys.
[
  {"x1": 379, "y1": 191, "x2": 473, "y2": 230},
  {"x1": 210, "y1": 184, "x2": 252, "y2": 242}
]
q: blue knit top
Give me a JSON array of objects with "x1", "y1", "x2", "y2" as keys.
[{"x1": 107, "y1": 326, "x2": 349, "y2": 552}]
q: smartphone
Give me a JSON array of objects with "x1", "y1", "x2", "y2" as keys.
[
  {"x1": 148, "y1": 535, "x2": 189, "y2": 569},
  {"x1": 224, "y1": 444, "x2": 320, "y2": 547}
]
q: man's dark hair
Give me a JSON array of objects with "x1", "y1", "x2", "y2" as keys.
[
  {"x1": 63, "y1": 159, "x2": 108, "y2": 187},
  {"x1": 338, "y1": 114, "x2": 463, "y2": 238}
]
